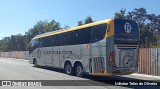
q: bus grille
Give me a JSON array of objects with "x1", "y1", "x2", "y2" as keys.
[{"x1": 93, "y1": 57, "x2": 105, "y2": 73}]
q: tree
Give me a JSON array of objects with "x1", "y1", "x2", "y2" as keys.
[
  {"x1": 63, "y1": 25, "x2": 70, "y2": 29},
  {"x1": 84, "y1": 16, "x2": 94, "y2": 24},
  {"x1": 0, "y1": 19, "x2": 62, "y2": 51},
  {"x1": 0, "y1": 37, "x2": 10, "y2": 51},
  {"x1": 78, "y1": 21, "x2": 83, "y2": 26},
  {"x1": 45, "y1": 20, "x2": 61, "y2": 32},
  {"x1": 114, "y1": 8, "x2": 126, "y2": 19},
  {"x1": 77, "y1": 16, "x2": 94, "y2": 26},
  {"x1": 8, "y1": 34, "x2": 26, "y2": 51}
]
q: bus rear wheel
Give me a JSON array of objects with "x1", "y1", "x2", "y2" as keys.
[
  {"x1": 64, "y1": 62, "x2": 73, "y2": 75},
  {"x1": 75, "y1": 63, "x2": 84, "y2": 77}
]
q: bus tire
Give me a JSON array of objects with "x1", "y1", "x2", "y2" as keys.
[
  {"x1": 74, "y1": 63, "x2": 84, "y2": 77},
  {"x1": 64, "y1": 62, "x2": 73, "y2": 75},
  {"x1": 33, "y1": 59, "x2": 38, "y2": 67}
]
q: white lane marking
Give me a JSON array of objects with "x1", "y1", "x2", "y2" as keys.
[
  {"x1": 10, "y1": 58, "x2": 29, "y2": 61},
  {"x1": 23, "y1": 60, "x2": 29, "y2": 61}
]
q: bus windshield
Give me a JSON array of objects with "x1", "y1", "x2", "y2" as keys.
[{"x1": 114, "y1": 19, "x2": 139, "y2": 45}]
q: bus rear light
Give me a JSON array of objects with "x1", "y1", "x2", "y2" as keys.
[
  {"x1": 86, "y1": 44, "x2": 90, "y2": 49},
  {"x1": 109, "y1": 51, "x2": 116, "y2": 67}
]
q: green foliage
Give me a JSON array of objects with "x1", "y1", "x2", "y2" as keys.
[
  {"x1": 0, "y1": 20, "x2": 62, "y2": 51},
  {"x1": 63, "y1": 25, "x2": 70, "y2": 29},
  {"x1": 77, "y1": 16, "x2": 94, "y2": 26},
  {"x1": 114, "y1": 8, "x2": 126, "y2": 19},
  {"x1": 78, "y1": 21, "x2": 83, "y2": 26},
  {"x1": 84, "y1": 16, "x2": 94, "y2": 24},
  {"x1": 0, "y1": 37, "x2": 10, "y2": 51},
  {"x1": 45, "y1": 20, "x2": 61, "y2": 32}
]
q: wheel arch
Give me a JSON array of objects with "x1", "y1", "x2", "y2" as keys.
[
  {"x1": 63, "y1": 59, "x2": 72, "y2": 69},
  {"x1": 63, "y1": 60, "x2": 83, "y2": 69},
  {"x1": 73, "y1": 60, "x2": 83, "y2": 69}
]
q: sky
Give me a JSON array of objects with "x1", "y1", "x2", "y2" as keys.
[{"x1": 0, "y1": 0, "x2": 159, "y2": 40}]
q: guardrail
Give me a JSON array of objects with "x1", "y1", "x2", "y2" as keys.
[{"x1": 0, "y1": 48, "x2": 160, "y2": 76}]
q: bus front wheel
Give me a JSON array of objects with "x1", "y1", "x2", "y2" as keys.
[
  {"x1": 64, "y1": 62, "x2": 73, "y2": 75},
  {"x1": 33, "y1": 59, "x2": 38, "y2": 67}
]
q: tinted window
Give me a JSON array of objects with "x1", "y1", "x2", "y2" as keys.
[
  {"x1": 91, "y1": 24, "x2": 107, "y2": 43},
  {"x1": 34, "y1": 39, "x2": 40, "y2": 48},
  {"x1": 65, "y1": 31, "x2": 77, "y2": 45},
  {"x1": 41, "y1": 37, "x2": 45, "y2": 47},
  {"x1": 55, "y1": 33, "x2": 66, "y2": 46},
  {"x1": 29, "y1": 40, "x2": 35, "y2": 54},
  {"x1": 50, "y1": 35, "x2": 56, "y2": 46},
  {"x1": 41, "y1": 36, "x2": 52, "y2": 47},
  {"x1": 30, "y1": 38, "x2": 40, "y2": 52},
  {"x1": 31, "y1": 39, "x2": 35, "y2": 47},
  {"x1": 31, "y1": 23, "x2": 107, "y2": 50},
  {"x1": 77, "y1": 27, "x2": 91, "y2": 44}
]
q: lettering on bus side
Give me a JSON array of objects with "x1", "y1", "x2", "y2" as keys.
[{"x1": 43, "y1": 51, "x2": 72, "y2": 55}]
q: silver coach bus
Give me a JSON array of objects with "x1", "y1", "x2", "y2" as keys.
[{"x1": 27, "y1": 18, "x2": 140, "y2": 77}]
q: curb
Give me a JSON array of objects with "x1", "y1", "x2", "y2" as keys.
[{"x1": 131, "y1": 73, "x2": 160, "y2": 79}]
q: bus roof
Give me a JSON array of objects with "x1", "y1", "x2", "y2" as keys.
[{"x1": 33, "y1": 18, "x2": 113, "y2": 39}]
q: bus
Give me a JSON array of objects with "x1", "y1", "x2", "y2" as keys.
[{"x1": 28, "y1": 18, "x2": 140, "y2": 77}]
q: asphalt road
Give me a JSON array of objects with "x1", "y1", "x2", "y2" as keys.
[{"x1": 0, "y1": 57, "x2": 160, "y2": 89}]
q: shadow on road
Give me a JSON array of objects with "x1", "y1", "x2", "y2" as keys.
[{"x1": 34, "y1": 66, "x2": 160, "y2": 88}]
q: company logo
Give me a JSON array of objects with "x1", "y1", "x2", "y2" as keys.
[
  {"x1": 124, "y1": 22, "x2": 132, "y2": 33},
  {"x1": 2, "y1": 81, "x2": 11, "y2": 86}
]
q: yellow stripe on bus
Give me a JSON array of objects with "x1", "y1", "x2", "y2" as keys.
[
  {"x1": 91, "y1": 71, "x2": 136, "y2": 76},
  {"x1": 104, "y1": 19, "x2": 114, "y2": 38},
  {"x1": 33, "y1": 19, "x2": 114, "y2": 39}
]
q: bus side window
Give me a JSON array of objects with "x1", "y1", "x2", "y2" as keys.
[
  {"x1": 46, "y1": 36, "x2": 52, "y2": 46},
  {"x1": 91, "y1": 24, "x2": 107, "y2": 43},
  {"x1": 65, "y1": 31, "x2": 77, "y2": 45},
  {"x1": 51, "y1": 35, "x2": 56, "y2": 46},
  {"x1": 55, "y1": 33, "x2": 66, "y2": 46},
  {"x1": 34, "y1": 39, "x2": 40, "y2": 48},
  {"x1": 40, "y1": 38, "x2": 45, "y2": 47},
  {"x1": 38, "y1": 38, "x2": 42, "y2": 47},
  {"x1": 31, "y1": 39, "x2": 37, "y2": 49},
  {"x1": 41, "y1": 36, "x2": 51, "y2": 47},
  {"x1": 77, "y1": 27, "x2": 91, "y2": 44},
  {"x1": 31, "y1": 39, "x2": 35, "y2": 47}
]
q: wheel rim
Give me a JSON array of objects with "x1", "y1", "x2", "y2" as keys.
[
  {"x1": 34, "y1": 60, "x2": 37, "y2": 66},
  {"x1": 76, "y1": 66, "x2": 83, "y2": 76},
  {"x1": 66, "y1": 64, "x2": 72, "y2": 74}
]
